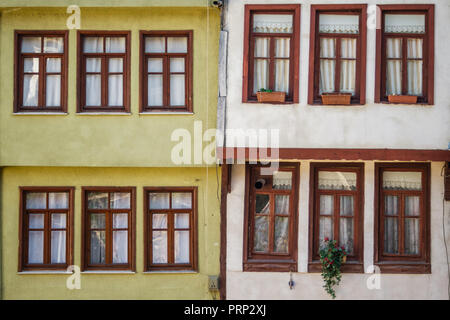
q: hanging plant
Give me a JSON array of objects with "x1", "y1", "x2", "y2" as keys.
[{"x1": 319, "y1": 238, "x2": 347, "y2": 299}]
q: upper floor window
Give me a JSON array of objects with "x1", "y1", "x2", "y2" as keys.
[
  {"x1": 308, "y1": 5, "x2": 367, "y2": 105},
  {"x1": 14, "y1": 31, "x2": 68, "y2": 113},
  {"x1": 140, "y1": 31, "x2": 193, "y2": 112},
  {"x1": 242, "y1": 4, "x2": 300, "y2": 103},
  {"x1": 375, "y1": 5, "x2": 434, "y2": 104},
  {"x1": 78, "y1": 31, "x2": 130, "y2": 113}
]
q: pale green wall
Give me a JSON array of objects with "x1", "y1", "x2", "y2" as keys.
[
  {"x1": 1, "y1": 166, "x2": 222, "y2": 299},
  {"x1": 0, "y1": 7, "x2": 220, "y2": 167}
]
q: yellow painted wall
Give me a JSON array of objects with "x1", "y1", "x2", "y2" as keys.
[{"x1": 1, "y1": 166, "x2": 222, "y2": 299}]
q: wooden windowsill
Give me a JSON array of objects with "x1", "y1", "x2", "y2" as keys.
[
  {"x1": 13, "y1": 112, "x2": 68, "y2": 115},
  {"x1": 374, "y1": 262, "x2": 431, "y2": 274},
  {"x1": 143, "y1": 270, "x2": 198, "y2": 274},
  {"x1": 81, "y1": 271, "x2": 136, "y2": 274},
  {"x1": 139, "y1": 112, "x2": 194, "y2": 115},
  {"x1": 308, "y1": 261, "x2": 364, "y2": 273},
  {"x1": 76, "y1": 112, "x2": 132, "y2": 115},
  {"x1": 18, "y1": 271, "x2": 72, "y2": 274}
]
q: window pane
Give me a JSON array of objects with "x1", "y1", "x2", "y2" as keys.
[
  {"x1": 175, "y1": 214, "x2": 189, "y2": 229},
  {"x1": 405, "y1": 196, "x2": 420, "y2": 216},
  {"x1": 255, "y1": 194, "x2": 269, "y2": 214},
  {"x1": 170, "y1": 58, "x2": 185, "y2": 72},
  {"x1": 383, "y1": 171, "x2": 422, "y2": 190},
  {"x1": 90, "y1": 213, "x2": 106, "y2": 229},
  {"x1": 275, "y1": 38, "x2": 290, "y2": 57},
  {"x1": 320, "y1": 38, "x2": 336, "y2": 58},
  {"x1": 253, "y1": 59, "x2": 268, "y2": 93},
  {"x1": 339, "y1": 217, "x2": 353, "y2": 254},
  {"x1": 108, "y1": 75, "x2": 123, "y2": 106},
  {"x1": 51, "y1": 214, "x2": 66, "y2": 228},
  {"x1": 86, "y1": 58, "x2": 101, "y2": 72},
  {"x1": 386, "y1": 60, "x2": 402, "y2": 95},
  {"x1": 152, "y1": 231, "x2": 168, "y2": 263},
  {"x1": 404, "y1": 218, "x2": 419, "y2": 254},
  {"x1": 340, "y1": 60, "x2": 356, "y2": 94},
  {"x1": 145, "y1": 37, "x2": 165, "y2": 53},
  {"x1": 170, "y1": 74, "x2": 185, "y2": 106},
  {"x1": 86, "y1": 75, "x2": 101, "y2": 106},
  {"x1": 29, "y1": 214, "x2": 45, "y2": 229},
  {"x1": 105, "y1": 37, "x2": 126, "y2": 53},
  {"x1": 28, "y1": 231, "x2": 44, "y2": 263},
  {"x1": 254, "y1": 38, "x2": 269, "y2": 57},
  {"x1": 113, "y1": 230, "x2": 128, "y2": 263},
  {"x1": 83, "y1": 37, "x2": 103, "y2": 53},
  {"x1": 167, "y1": 37, "x2": 187, "y2": 53},
  {"x1": 152, "y1": 213, "x2": 167, "y2": 229},
  {"x1": 23, "y1": 74, "x2": 39, "y2": 106},
  {"x1": 274, "y1": 216, "x2": 289, "y2": 253},
  {"x1": 88, "y1": 192, "x2": 108, "y2": 209},
  {"x1": 46, "y1": 58, "x2": 61, "y2": 73},
  {"x1": 340, "y1": 196, "x2": 354, "y2": 216},
  {"x1": 275, "y1": 59, "x2": 289, "y2": 93},
  {"x1": 21, "y1": 37, "x2": 41, "y2": 53},
  {"x1": 51, "y1": 230, "x2": 66, "y2": 263},
  {"x1": 253, "y1": 216, "x2": 269, "y2": 252},
  {"x1": 24, "y1": 58, "x2": 39, "y2": 73},
  {"x1": 253, "y1": 14, "x2": 293, "y2": 33},
  {"x1": 319, "y1": 14, "x2": 359, "y2": 34},
  {"x1": 113, "y1": 213, "x2": 128, "y2": 228},
  {"x1": 44, "y1": 37, "x2": 63, "y2": 53},
  {"x1": 108, "y1": 58, "x2": 123, "y2": 73},
  {"x1": 341, "y1": 38, "x2": 357, "y2": 58},
  {"x1": 407, "y1": 60, "x2": 423, "y2": 96},
  {"x1": 385, "y1": 14, "x2": 425, "y2": 34},
  {"x1": 384, "y1": 195, "x2": 399, "y2": 216},
  {"x1": 318, "y1": 171, "x2": 357, "y2": 190},
  {"x1": 319, "y1": 59, "x2": 335, "y2": 94},
  {"x1": 149, "y1": 193, "x2": 170, "y2": 209},
  {"x1": 48, "y1": 192, "x2": 68, "y2": 209},
  {"x1": 407, "y1": 38, "x2": 423, "y2": 59},
  {"x1": 319, "y1": 195, "x2": 333, "y2": 215},
  {"x1": 174, "y1": 230, "x2": 190, "y2": 263},
  {"x1": 110, "y1": 192, "x2": 130, "y2": 209},
  {"x1": 26, "y1": 192, "x2": 46, "y2": 209},
  {"x1": 46, "y1": 75, "x2": 61, "y2": 107},
  {"x1": 319, "y1": 217, "x2": 333, "y2": 244},
  {"x1": 148, "y1": 75, "x2": 163, "y2": 106},
  {"x1": 273, "y1": 171, "x2": 292, "y2": 190},
  {"x1": 275, "y1": 195, "x2": 289, "y2": 215},
  {"x1": 148, "y1": 58, "x2": 163, "y2": 73},
  {"x1": 90, "y1": 231, "x2": 106, "y2": 264},
  {"x1": 172, "y1": 193, "x2": 191, "y2": 209},
  {"x1": 386, "y1": 38, "x2": 402, "y2": 58},
  {"x1": 384, "y1": 217, "x2": 398, "y2": 254}
]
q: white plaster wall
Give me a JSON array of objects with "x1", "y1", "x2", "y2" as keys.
[
  {"x1": 226, "y1": 161, "x2": 450, "y2": 299},
  {"x1": 225, "y1": 0, "x2": 450, "y2": 149}
]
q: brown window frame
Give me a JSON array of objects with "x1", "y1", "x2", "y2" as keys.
[
  {"x1": 18, "y1": 187, "x2": 74, "y2": 271},
  {"x1": 308, "y1": 163, "x2": 364, "y2": 273},
  {"x1": 243, "y1": 163, "x2": 300, "y2": 272},
  {"x1": 242, "y1": 4, "x2": 300, "y2": 104},
  {"x1": 139, "y1": 31, "x2": 193, "y2": 113},
  {"x1": 14, "y1": 30, "x2": 69, "y2": 113},
  {"x1": 308, "y1": 4, "x2": 367, "y2": 105},
  {"x1": 375, "y1": 4, "x2": 434, "y2": 105},
  {"x1": 144, "y1": 187, "x2": 198, "y2": 271},
  {"x1": 77, "y1": 31, "x2": 131, "y2": 113},
  {"x1": 374, "y1": 162, "x2": 431, "y2": 274},
  {"x1": 81, "y1": 187, "x2": 136, "y2": 271}
]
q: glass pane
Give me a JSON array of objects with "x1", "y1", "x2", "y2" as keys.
[
  {"x1": 51, "y1": 231, "x2": 66, "y2": 263},
  {"x1": 341, "y1": 38, "x2": 356, "y2": 58},
  {"x1": 152, "y1": 231, "x2": 167, "y2": 263},
  {"x1": 110, "y1": 192, "x2": 130, "y2": 209},
  {"x1": 274, "y1": 216, "x2": 289, "y2": 253},
  {"x1": 405, "y1": 196, "x2": 420, "y2": 216},
  {"x1": 407, "y1": 38, "x2": 423, "y2": 59},
  {"x1": 46, "y1": 75, "x2": 61, "y2": 107},
  {"x1": 383, "y1": 171, "x2": 422, "y2": 190},
  {"x1": 46, "y1": 58, "x2": 61, "y2": 73},
  {"x1": 319, "y1": 217, "x2": 333, "y2": 244},
  {"x1": 339, "y1": 217, "x2": 354, "y2": 254},
  {"x1": 255, "y1": 194, "x2": 270, "y2": 214},
  {"x1": 24, "y1": 58, "x2": 39, "y2": 73},
  {"x1": 149, "y1": 193, "x2": 169, "y2": 209},
  {"x1": 145, "y1": 37, "x2": 165, "y2": 53},
  {"x1": 175, "y1": 214, "x2": 189, "y2": 229},
  {"x1": 275, "y1": 59, "x2": 289, "y2": 93},
  {"x1": 275, "y1": 38, "x2": 290, "y2": 57},
  {"x1": 407, "y1": 60, "x2": 423, "y2": 96},
  {"x1": 319, "y1": 195, "x2": 333, "y2": 215},
  {"x1": 152, "y1": 214, "x2": 167, "y2": 229},
  {"x1": 340, "y1": 60, "x2": 356, "y2": 94},
  {"x1": 174, "y1": 230, "x2": 190, "y2": 263},
  {"x1": 384, "y1": 217, "x2": 398, "y2": 254},
  {"x1": 86, "y1": 74, "x2": 101, "y2": 106},
  {"x1": 28, "y1": 231, "x2": 44, "y2": 263},
  {"x1": 90, "y1": 231, "x2": 106, "y2": 264},
  {"x1": 87, "y1": 192, "x2": 108, "y2": 209},
  {"x1": 172, "y1": 193, "x2": 191, "y2": 209},
  {"x1": 273, "y1": 171, "x2": 292, "y2": 190},
  {"x1": 83, "y1": 37, "x2": 103, "y2": 53},
  {"x1": 320, "y1": 38, "x2": 336, "y2": 58},
  {"x1": 108, "y1": 75, "x2": 123, "y2": 106},
  {"x1": 253, "y1": 14, "x2": 293, "y2": 33},
  {"x1": 26, "y1": 192, "x2": 46, "y2": 209},
  {"x1": 113, "y1": 230, "x2": 128, "y2": 263},
  {"x1": 319, "y1": 14, "x2": 359, "y2": 34},
  {"x1": 86, "y1": 58, "x2": 101, "y2": 72},
  {"x1": 29, "y1": 214, "x2": 44, "y2": 229},
  {"x1": 21, "y1": 37, "x2": 41, "y2": 53},
  {"x1": 148, "y1": 74, "x2": 163, "y2": 106},
  {"x1": 90, "y1": 213, "x2": 105, "y2": 229},
  {"x1": 384, "y1": 195, "x2": 399, "y2": 216},
  {"x1": 170, "y1": 58, "x2": 185, "y2": 72},
  {"x1": 254, "y1": 38, "x2": 269, "y2": 57},
  {"x1": 113, "y1": 213, "x2": 128, "y2": 228},
  {"x1": 253, "y1": 216, "x2": 269, "y2": 252},
  {"x1": 51, "y1": 214, "x2": 66, "y2": 228},
  {"x1": 105, "y1": 37, "x2": 126, "y2": 53},
  {"x1": 44, "y1": 37, "x2": 63, "y2": 53},
  {"x1": 386, "y1": 60, "x2": 402, "y2": 95},
  {"x1": 108, "y1": 58, "x2": 123, "y2": 73},
  {"x1": 386, "y1": 38, "x2": 402, "y2": 58},
  {"x1": 340, "y1": 196, "x2": 354, "y2": 216},
  {"x1": 275, "y1": 195, "x2": 289, "y2": 215},
  {"x1": 253, "y1": 59, "x2": 268, "y2": 93},
  {"x1": 318, "y1": 171, "x2": 357, "y2": 190},
  {"x1": 319, "y1": 59, "x2": 335, "y2": 94},
  {"x1": 167, "y1": 37, "x2": 187, "y2": 53},
  {"x1": 170, "y1": 74, "x2": 185, "y2": 106},
  {"x1": 405, "y1": 218, "x2": 419, "y2": 254},
  {"x1": 385, "y1": 14, "x2": 425, "y2": 34},
  {"x1": 23, "y1": 74, "x2": 39, "y2": 106},
  {"x1": 148, "y1": 58, "x2": 163, "y2": 73}
]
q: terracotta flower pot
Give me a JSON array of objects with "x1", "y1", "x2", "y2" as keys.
[
  {"x1": 342, "y1": 256, "x2": 347, "y2": 263},
  {"x1": 321, "y1": 93, "x2": 352, "y2": 105},
  {"x1": 256, "y1": 91, "x2": 286, "y2": 103},
  {"x1": 388, "y1": 95, "x2": 418, "y2": 104}
]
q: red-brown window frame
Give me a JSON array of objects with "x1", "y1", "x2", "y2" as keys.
[
  {"x1": 308, "y1": 163, "x2": 364, "y2": 273},
  {"x1": 243, "y1": 162, "x2": 300, "y2": 272},
  {"x1": 307, "y1": 4, "x2": 367, "y2": 105},
  {"x1": 18, "y1": 187, "x2": 74, "y2": 271},
  {"x1": 374, "y1": 4, "x2": 434, "y2": 105},
  {"x1": 374, "y1": 162, "x2": 431, "y2": 274},
  {"x1": 77, "y1": 31, "x2": 131, "y2": 113},
  {"x1": 242, "y1": 4, "x2": 300, "y2": 104},
  {"x1": 81, "y1": 187, "x2": 136, "y2": 271},
  {"x1": 14, "y1": 30, "x2": 69, "y2": 113},
  {"x1": 144, "y1": 187, "x2": 198, "y2": 271},
  {"x1": 139, "y1": 31, "x2": 193, "y2": 113}
]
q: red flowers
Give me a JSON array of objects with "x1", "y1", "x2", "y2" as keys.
[{"x1": 324, "y1": 237, "x2": 329, "y2": 242}]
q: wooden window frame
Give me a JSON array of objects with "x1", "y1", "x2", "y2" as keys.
[
  {"x1": 308, "y1": 163, "x2": 364, "y2": 273},
  {"x1": 18, "y1": 187, "x2": 74, "y2": 271},
  {"x1": 242, "y1": 4, "x2": 300, "y2": 104},
  {"x1": 144, "y1": 187, "x2": 198, "y2": 271},
  {"x1": 139, "y1": 31, "x2": 193, "y2": 113},
  {"x1": 307, "y1": 4, "x2": 367, "y2": 105},
  {"x1": 14, "y1": 30, "x2": 69, "y2": 113},
  {"x1": 243, "y1": 162, "x2": 300, "y2": 272},
  {"x1": 375, "y1": 4, "x2": 434, "y2": 105},
  {"x1": 81, "y1": 187, "x2": 136, "y2": 271},
  {"x1": 77, "y1": 31, "x2": 131, "y2": 113},
  {"x1": 374, "y1": 162, "x2": 431, "y2": 274}
]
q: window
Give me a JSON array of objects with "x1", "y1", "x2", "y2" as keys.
[
  {"x1": 309, "y1": 163, "x2": 364, "y2": 273},
  {"x1": 243, "y1": 163, "x2": 299, "y2": 272},
  {"x1": 308, "y1": 4, "x2": 367, "y2": 105},
  {"x1": 19, "y1": 187, "x2": 74, "y2": 271},
  {"x1": 374, "y1": 163, "x2": 430, "y2": 273},
  {"x1": 144, "y1": 187, "x2": 197, "y2": 271},
  {"x1": 78, "y1": 31, "x2": 130, "y2": 112},
  {"x1": 81, "y1": 187, "x2": 135, "y2": 271},
  {"x1": 14, "y1": 31, "x2": 68, "y2": 113},
  {"x1": 375, "y1": 5, "x2": 434, "y2": 104},
  {"x1": 140, "y1": 31, "x2": 193, "y2": 112},
  {"x1": 242, "y1": 4, "x2": 300, "y2": 103}
]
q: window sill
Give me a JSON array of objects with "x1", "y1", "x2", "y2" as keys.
[
  {"x1": 81, "y1": 271, "x2": 136, "y2": 274},
  {"x1": 139, "y1": 112, "x2": 194, "y2": 115},
  {"x1": 308, "y1": 262, "x2": 364, "y2": 273},
  {"x1": 243, "y1": 260, "x2": 297, "y2": 272},
  {"x1": 378, "y1": 101, "x2": 432, "y2": 106},
  {"x1": 375, "y1": 262, "x2": 431, "y2": 274},
  {"x1": 243, "y1": 100, "x2": 295, "y2": 105},
  {"x1": 18, "y1": 271, "x2": 72, "y2": 274},
  {"x1": 143, "y1": 270, "x2": 198, "y2": 274},
  {"x1": 76, "y1": 112, "x2": 132, "y2": 115},
  {"x1": 13, "y1": 112, "x2": 68, "y2": 115}
]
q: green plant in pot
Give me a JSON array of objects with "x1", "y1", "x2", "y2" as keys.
[{"x1": 319, "y1": 238, "x2": 347, "y2": 299}]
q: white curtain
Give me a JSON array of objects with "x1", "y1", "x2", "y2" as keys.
[
  {"x1": 175, "y1": 231, "x2": 189, "y2": 263},
  {"x1": 273, "y1": 171, "x2": 292, "y2": 190},
  {"x1": 170, "y1": 74, "x2": 185, "y2": 106},
  {"x1": 152, "y1": 213, "x2": 168, "y2": 263},
  {"x1": 84, "y1": 37, "x2": 103, "y2": 53},
  {"x1": 91, "y1": 231, "x2": 106, "y2": 264},
  {"x1": 113, "y1": 231, "x2": 128, "y2": 263},
  {"x1": 23, "y1": 74, "x2": 39, "y2": 106},
  {"x1": 51, "y1": 212, "x2": 66, "y2": 263},
  {"x1": 51, "y1": 230, "x2": 66, "y2": 263},
  {"x1": 253, "y1": 37, "x2": 269, "y2": 93},
  {"x1": 340, "y1": 38, "x2": 356, "y2": 94},
  {"x1": 274, "y1": 194, "x2": 290, "y2": 253},
  {"x1": 339, "y1": 196, "x2": 354, "y2": 254},
  {"x1": 318, "y1": 171, "x2": 357, "y2": 190},
  {"x1": 407, "y1": 38, "x2": 423, "y2": 96},
  {"x1": 29, "y1": 231, "x2": 44, "y2": 263},
  {"x1": 86, "y1": 58, "x2": 102, "y2": 106},
  {"x1": 386, "y1": 38, "x2": 402, "y2": 95},
  {"x1": 254, "y1": 194, "x2": 269, "y2": 252},
  {"x1": 275, "y1": 38, "x2": 290, "y2": 93},
  {"x1": 45, "y1": 58, "x2": 61, "y2": 107},
  {"x1": 319, "y1": 38, "x2": 336, "y2": 94},
  {"x1": 319, "y1": 195, "x2": 334, "y2": 248}
]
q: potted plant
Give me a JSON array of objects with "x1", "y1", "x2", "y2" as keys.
[
  {"x1": 256, "y1": 88, "x2": 286, "y2": 103},
  {"x1": 319, "y1": 238, "x2": 347, "y2": 299},
  {"x1": 388, "y1": 94, "x2": 418, "y2": 104},
  {"x1": 321, "y1": 92, "x2": 352, "y2": 105}
]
